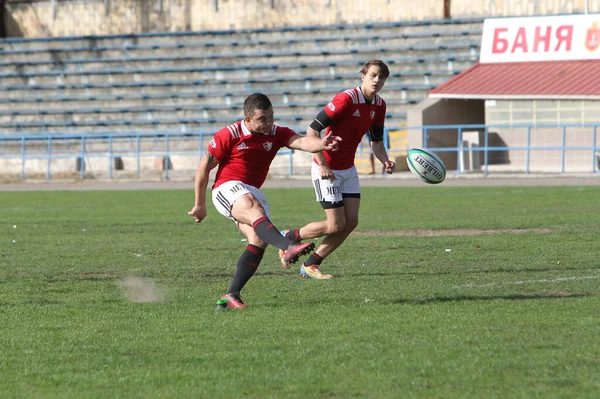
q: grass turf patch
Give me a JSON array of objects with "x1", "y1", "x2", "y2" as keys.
[{"x1": 1, "y1": 186, "x2": 599, "y2": 398}]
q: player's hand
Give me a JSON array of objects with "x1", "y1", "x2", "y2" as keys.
[
  {"x1": 319, "y1": 164, "x2": 336, "y2": 181},
  {"x1": 188, "y1": 205, "x2": 207, "y2": 223},
  {"x1": 383, "y1": 160, "x2": 395, "y2": 174},
  {"x1": 322, "y1": 132, "x2": 342, "y2": 151}
]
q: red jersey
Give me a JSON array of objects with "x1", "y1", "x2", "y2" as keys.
[
  {"x1": 318, "y1": 87, "x2": 386, "y2": 170},
  {"x1": 209, "y1": 120, "x2": 297, "y2": 189}
]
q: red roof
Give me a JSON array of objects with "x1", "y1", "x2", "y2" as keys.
[{"x1": 429, "y1": 60, "x2": 600, "y2": 99}]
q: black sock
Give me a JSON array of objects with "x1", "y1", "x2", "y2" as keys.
[
  {"x1": 252, "y1": 216, "x2": 291, "y2": 250},
  {"x1": 227, "y1": 244, "x2": 265, "y2": 296},
  {"x1": 304, "y1": 253, "x2": 324, "y2": 267},
  {"x1": 285, "y1": 229, "x2": 302, "y2": 243}
]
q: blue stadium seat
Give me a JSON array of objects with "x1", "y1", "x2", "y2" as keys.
[
  {"x1": 0, "y1": 54, "x2": 476, "y2": 79},
  {"x1": 0, "y1": 42, "x2": 480, "y2": 68}
]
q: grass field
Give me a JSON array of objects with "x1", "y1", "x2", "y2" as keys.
[{"x1": 1, "y1": 185, "x2": 599, "y2": 398}]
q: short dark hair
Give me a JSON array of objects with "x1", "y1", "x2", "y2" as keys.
[
  {"x1": 244, "y1": 93, "x2": 273, "y2": 118},
  {"x1": 360, "y1": 60, "x2": 390, "y2": 79}
]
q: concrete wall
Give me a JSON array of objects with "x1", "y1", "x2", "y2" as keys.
[
  {"x1": 407, "y1": 98, "x2": 485, "y2": 170},
  {"x1": 0, "y1": 147, "x2": 317, "y2": 180},
  {"x1": 4, "y1": 0, "x2": 598, "y2": 38}
]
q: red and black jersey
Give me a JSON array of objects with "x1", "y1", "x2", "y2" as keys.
[
  {"x1": 208, "y1": 120, "x2": 296, "y2": 189},
  {"x1": 318, "y1": 87, "x2": 386, "y2": 170}
]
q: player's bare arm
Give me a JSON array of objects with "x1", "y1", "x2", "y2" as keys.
[
  {"x1": 188, "y1": 152, "x2": 220, "y2": 223},
  {"x1": 287, "y1": 132, "x2": 341, "y2": 153},
  {"x1": 371, "y1": 140, "x2": 395, "y2": 174},
  {"x1": 308, "y1": 115, "x2": 336, "y2": 181}
]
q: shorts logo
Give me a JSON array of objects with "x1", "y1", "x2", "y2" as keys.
[
  {"x1": 370, "y1": 110, "x2": 375, "y2": 119},
  {"x1": 327, "y1": 103, "x2": 336, "y2": 111},
  {"x1": 263, "y1": 141, "x2": 273, "y2": 151},
  {"x1": 326, "y1": 186, "x2": 341, "y2": 196},
  {"x1": 352, "y1": 109, "x2": 361, "y2": 117},
  {"x1": 230, "y1": 183, "x2": 244, "y2": 194}
]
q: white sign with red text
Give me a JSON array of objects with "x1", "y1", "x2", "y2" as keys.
[{"x1": 480, "y1": 14, "x2": 600, "y2": 63}]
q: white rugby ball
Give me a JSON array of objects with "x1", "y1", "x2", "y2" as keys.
[{"x1": 407, "y1": 148, "x2": 446, "y2": 184}]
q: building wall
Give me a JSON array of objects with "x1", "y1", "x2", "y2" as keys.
[
  {"x1": 485, "y1": 99, "x2": 600, "y2": 172},
  {"x1": 4, "y1": 0, "x2": 598, "y2": 38},
  {"x1": 407, "y1": 98, "x2": 485, "y2": 170}
]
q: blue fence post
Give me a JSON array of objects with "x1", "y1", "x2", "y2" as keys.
[
  {"x1": 289, "y1": 149, "x2": 294, "y2": 177},
  {"x1": 526, "y1": 126, "x2": 531, "y2": 174},
  {"x1": 136, "y1": 134, "x2": 141, "y2": 178},
  {"x1": 108, "y1": 135, "x2": 113, "y2": 180},
  {"x1": 457, "y1": 126, "x2": 463, "y2": 174},
  {"x1": 384, "y1": 127, "x2": 390, "y2": 150},
  {"x1": 483, "y1": 125, "x2": 489, "y2": 176},
  {"x1": 80, "y1": 137, "x2": 85, "y2": 180},
  {"x1": 561, "y1": 125, "x2": 566, "y2": 173},
  {"x1": 47, "y1": 136, "x2": 52, "y2": 180},
  {"x1": 20, "y1": 137, "x2": 25, "y2": 180},
  {"x1": 594, "y1": 125, "x2": 598, "y2": 173},
  {"x1": 165, "y1": 134, "x2": 170, "y2": 180}
]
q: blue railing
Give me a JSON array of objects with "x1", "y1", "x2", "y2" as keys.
[
  {"x1": 413, "y1": 123, "x2": 600, "y2": 175},
  {"x1": 1, "y1": 123, "x2": 599, "y2": 180},
  {"x1": 0, "y1": 131, "x2": 295, "y2": 181}
]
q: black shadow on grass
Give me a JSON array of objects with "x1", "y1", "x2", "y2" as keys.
[{"x1": 394, "y1": 292, "x2": 588, "y2": 305}]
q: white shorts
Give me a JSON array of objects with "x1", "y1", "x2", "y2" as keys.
[
  {"x1": 212, "y1": 180, "x2": 271, "y2": 221},
  {"x1": 311, "y1": 162, "x2": 361, "y2": 206}
]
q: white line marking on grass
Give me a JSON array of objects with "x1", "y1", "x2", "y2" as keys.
[{"x1": 453, "y1": 275, "x2": 600, "y2": 289}]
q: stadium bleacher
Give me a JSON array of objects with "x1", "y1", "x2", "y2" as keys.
[{"x1": 0, "y1": 17, "x2": 483, "y2": 144}]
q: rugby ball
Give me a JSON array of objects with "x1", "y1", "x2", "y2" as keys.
[{"x1": 407, "y1": 148, "x2": 446, "y2": 184}]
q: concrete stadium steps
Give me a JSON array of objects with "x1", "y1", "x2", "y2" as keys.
[
  {"x1": 0, "y1": 57, "x2": 476, "y2": 87},
  {"x1": 0, "y1": 20, "x2": 483, "y2": 52},
  {"x1": 0, "y1": 111, "x2": 407, "y2": 136},
  {"x1": 0, "y1": 33, "x2": 481, "y2": 63},
  {"x1": 0, "y1": 18, "x2": 483, "y2": 139},
  {"x1": 0, "y1": 46, "x2": 478, "y2": 75},
  {"x1": 0, "y1": 71, "x2": 456, "y2": 99},
  {"x1": 0, "y1": 100, "x2": 416, "y2": 125},
  {"x1": 0, "y1": 85, "x2": 430, "y2": 110}
]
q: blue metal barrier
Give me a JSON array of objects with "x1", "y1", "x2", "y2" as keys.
[
  {"x1": 1, "y1": 123, "x2": 599, "y2": 180},
  {"x1": 410, "y1": 123, "x2": 600, "y2": 175}
]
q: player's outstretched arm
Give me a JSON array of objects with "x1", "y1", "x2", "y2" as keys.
[
  {"x1": 287, "y1": 131, "x2": 341, "y2": 153},
  {"x1": 371, "y1": 140, "x2": 395, "y2": 174},
  {"x1": 307, "y1": 126, "x2": 336, "y2": 181},
  {"x1": 188, "y1": 152, "x2": 219, "y2": 223}
]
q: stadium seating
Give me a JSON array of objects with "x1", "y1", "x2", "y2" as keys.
[{"x1": 0, "y1": 17, "x2": 483, "y2": 137}]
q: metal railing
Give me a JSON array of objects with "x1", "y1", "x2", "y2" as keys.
[{"x1": 1, "y1": 123, "x2": 599, "y2": 181}]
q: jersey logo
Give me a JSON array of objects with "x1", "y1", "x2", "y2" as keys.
[
  {"x1": 370, "y1": 110, "x2": 375, "y2": 119},
  {"x1": 209, "y1": 139, "x2": 217, "y2": 148},
  {"x1": 327, "y1": 103, "x2": 336, "y2": 111},
  {"x1": 352, "y1": 109, "x2": 361, "y2": 117},
  {"x1": 263, "y1": 141, "x2": 273, "y2": 151},
  {"x1": 236, "y1": 142, "x2": 248, "y2": 151}
]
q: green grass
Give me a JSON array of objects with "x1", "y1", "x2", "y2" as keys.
[{"x1": 1, "y1": 186, "x2": 599, "y2": 398}]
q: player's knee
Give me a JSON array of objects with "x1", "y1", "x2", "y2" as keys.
[
  {"x1": 345, "y1": 218, "x2": 359, "y2": 232},
  {"x1": 326, "y1": 218, "x2": 346, "y2": 234}
]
